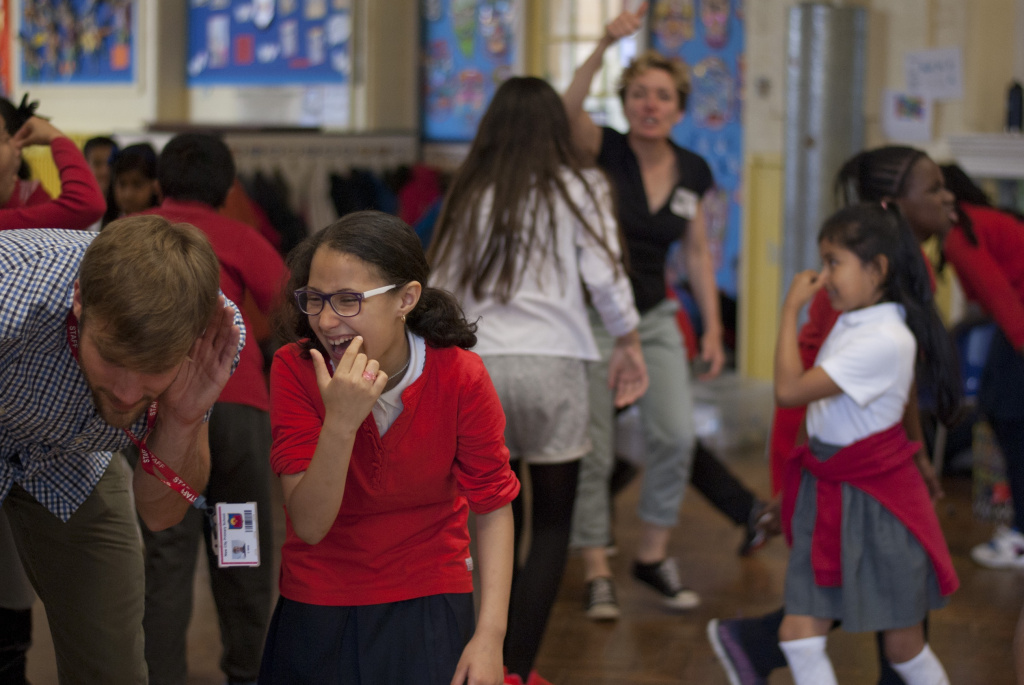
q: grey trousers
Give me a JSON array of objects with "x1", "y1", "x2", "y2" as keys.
[
  {"x1": 571, "y1": 300, "x2": 696, "y2": 548},
  {"x1": 3, "y1": 458, "x2": 148, "y2": 685},
  {"x1": 140, "y1": 403, "x2": 274, "y2": 685}
]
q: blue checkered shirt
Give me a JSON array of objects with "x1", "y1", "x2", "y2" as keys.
[{"x1": 0, "y1": 229, "x2": 245, "y2": 521}]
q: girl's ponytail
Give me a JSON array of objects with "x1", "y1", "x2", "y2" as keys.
[
  {"x1": 819, "y1": 203, "x2": 962, "y2": 427},
  {"x1": 883, "y1": 205, "x2": 963, "y2": 426},
  {"x1": 406, "y1": 286, "x2": 478, "y2": 349}
]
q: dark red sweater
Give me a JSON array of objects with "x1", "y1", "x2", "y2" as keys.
[
  {"x1": 270, "y1": 342, "x2": 520, "y2": 605},
  {"x1": 0, "y1": 137, "x2": 105, "y2": 230},
  {"x1": 781, "y1": 423, "x2": 959, "y2": 595},
  {"x1": 140, "y1": 199, "x2": 288, "y2": 411},
  {"x1": 944, "y1": 202, "x2": 1024, "y2": 350}
]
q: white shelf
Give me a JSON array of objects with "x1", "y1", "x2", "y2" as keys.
[{"x1": 947, "y1": 133, "x2": 1024, "y2": 179}]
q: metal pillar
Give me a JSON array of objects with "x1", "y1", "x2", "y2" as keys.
[{"x1": 781, "y1": 3, "x2": 867, "y2": 298}]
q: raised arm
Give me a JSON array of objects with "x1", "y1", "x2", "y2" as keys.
[
  {"x1": 136, "y1": 298, "x2": 242, "y2": 530},
  {"x1": 2, "y1": 117, "x2": 106, "y2": 229},
  {"x1": 774, "y1": 271, "x2": 841, "y2": 407},
  {"x1": 278, "y1": 338, "x2": 387, "y2": 545},
  {"x1": 562, "y1": 4, "x2": 647, "y2": 163}
]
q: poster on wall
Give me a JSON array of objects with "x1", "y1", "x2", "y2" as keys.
[
  {"x1": 187, "y1": 0, "x2": 352, "y2": 86},
  {"x1": 421, "y1": 0, "x2": 519, "y2": 143},
  {"x1": 0, "y1": 1, "x2": 10, "y2": 96},
  {"x1": 651, "y1": 0, "x2": 744, "y2": 301},
  {"x1": 19, "y1": 0, "x2": 135, "y2": 84}
]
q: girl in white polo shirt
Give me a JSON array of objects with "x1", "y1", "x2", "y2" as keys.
[{"x1": 773, "y1": 203, "x2": 962, "y2": 685}]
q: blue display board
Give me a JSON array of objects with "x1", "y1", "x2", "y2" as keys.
[
  {"x1": 652, "y1": 0, "x2": 744, "y2": 298},
  {"x1": 421, "y1": 0, "x2": 517, "y2": 143},
  {"x1": 19, "y1": 0, "x2": 135, "y2": 84},
  {"x1": 187, "y1": 0, "x2": 351, "y2": 86}
]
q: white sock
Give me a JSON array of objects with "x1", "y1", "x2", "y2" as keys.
[
  {"x1": 779, "y1": 635, "x2": 838, "y2": 685},
  {"x1": 891, "y1": 644, "x2": 949, "y2": 685}
]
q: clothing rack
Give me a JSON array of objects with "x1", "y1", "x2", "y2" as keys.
[{"x1": 225, "y1": 132, "x2": 418, "y2": 233}]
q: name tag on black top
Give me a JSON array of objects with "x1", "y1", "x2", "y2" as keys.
[{"x1": 670, "y1": 187, "x2": 699, "y2": 220}]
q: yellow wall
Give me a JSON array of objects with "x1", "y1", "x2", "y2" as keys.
[
  {"x1": 739, "y1": 0, "x2": 1024, "y2": 380},
  {"x1": 738, "y1": 155, "x2": 784, "y2": 379}
]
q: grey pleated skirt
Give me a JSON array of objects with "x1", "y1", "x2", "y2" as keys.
[{"x1": 783, "y1": 438, "x2": 948, "y2": 633}]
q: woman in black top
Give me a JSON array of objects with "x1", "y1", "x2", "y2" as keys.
[{"x1": 562, "y1": 6, "x2": 740, "y2": 618}]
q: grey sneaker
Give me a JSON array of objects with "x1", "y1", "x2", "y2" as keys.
[
  {"x1": 584, "y1": 576, "x2": 621, "y2": 621},
  {"x1": 631, "y1": 557, "x2": 700, "y2": 609}
]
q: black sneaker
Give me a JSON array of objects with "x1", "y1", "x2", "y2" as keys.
[
  {"x1": 706, "y1": 618, "x2": 767, "y2": 685},
  {"x1": 631, "y1": 557, "x2": 700, "y2": 609},
  {"x1": 584, "y1": 576, "x2": 621, "y2": 621},
  {"x1": 738, "y1": 499, "x2": 777, "y2": 556}
]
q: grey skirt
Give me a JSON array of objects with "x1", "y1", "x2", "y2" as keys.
[{"x1": 783, "y1": 438, "x2": 948, "y2": 632}]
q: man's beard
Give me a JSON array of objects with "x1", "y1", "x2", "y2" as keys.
[{"x1": 89, "y1": 386, "x2": 151, "y2": 430}]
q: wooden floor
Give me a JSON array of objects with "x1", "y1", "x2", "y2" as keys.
[{"x1": 25, "y1": 439, "x2": 1023, "y2": 684}]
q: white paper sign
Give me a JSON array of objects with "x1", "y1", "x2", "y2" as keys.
[
  {"x1": 882, "y1": 90, "x2": 934, "y2": 143},
  {"x1": 905, "y1": 47, "x2": 963, "y2": 101}
]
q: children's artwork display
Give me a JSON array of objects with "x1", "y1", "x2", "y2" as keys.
[
  {"x1": 0, "y1": 1, "x2": 10, "y2": 95},
  {"x1": 421, "y1": 0, "x2": 518, "y2": 142},
  {"x1": 187, "y1": 0, "x2": 351, "y2": 86},
  {"x1": 653, "y1": 0, "x2": 744, "y2": 299},
  {"x1": 19, "y1": 0, "x2": 135, "y2": 84}
]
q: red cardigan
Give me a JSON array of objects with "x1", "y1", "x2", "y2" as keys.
[
  {"x1": 140, "y1": 200, "x2": 288, "y2": 411},
  {"x1": 781, "y1": 423, "x2": 959, "y2": 595},
  {"x1": 945, "y1": 202, "x2": 1024, "y2": 350},
  {"x1": 0, "y1": 137, "x2": 105, "y2": 230},
  {"x1": 270, "y1": 342, "x2": 520, "y2": 606},
  {"x1": 770, "y1": 254, "x2": 938, "y2": 492}
]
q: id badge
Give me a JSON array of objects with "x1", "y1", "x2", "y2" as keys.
[
  {"x1": 669, "y1": 187, "x2": 699, "y2": 220},
  {"x1": 213, "y1": 502, "x2": 261, "y2": 568}
]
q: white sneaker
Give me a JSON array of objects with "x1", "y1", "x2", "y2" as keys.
[{"x1": 970, "y1": 525, "x2": 1024, "y2": 569}]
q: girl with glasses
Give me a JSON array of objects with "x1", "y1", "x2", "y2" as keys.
[{"x1": 260, "y1": 210, "x2": 519, "y2": 685}]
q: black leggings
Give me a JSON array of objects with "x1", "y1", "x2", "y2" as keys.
[{"x1": 503, "y1": 460, "x2": 580, "y2": 680}]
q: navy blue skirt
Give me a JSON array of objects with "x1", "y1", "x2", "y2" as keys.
[{"x1": 258, "y1": 593, "x2": 475, "y2": 685}]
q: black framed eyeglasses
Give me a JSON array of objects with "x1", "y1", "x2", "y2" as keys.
[{"x1": 294, "y1": 284, "x2": 397, "y2": 317}]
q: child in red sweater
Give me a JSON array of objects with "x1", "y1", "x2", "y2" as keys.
[
  {"x1": 261, "y1": 210, "x2": 518, "y2": 685},
  {"x1": 0, "y1": 95, "x2": 105, "y2": 229},
  {"x1": 775, "y1": 203, "x2": 961, "y2": 685}
]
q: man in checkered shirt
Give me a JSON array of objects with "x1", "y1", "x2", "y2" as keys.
[{"x1": 0, "y1": 216, "x2": 244, "y2": 684}]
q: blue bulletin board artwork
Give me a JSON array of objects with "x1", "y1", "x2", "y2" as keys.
[
  {"x1": 653, "y1": 0, "x2": 744, "y2": 299},
  {"x1": 421, "y1": 0, "x2": 518, "y2": 143},
  {"x1": 19, "y1": 0, "x2": 136, "y2": 84},
  {"x1": 187, "y1": 0, "x2": 351, "y2": 86}
]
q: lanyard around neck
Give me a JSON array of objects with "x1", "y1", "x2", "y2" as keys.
[{"x1": 65, "y1": 311, "x2": 207, "y2": 510}]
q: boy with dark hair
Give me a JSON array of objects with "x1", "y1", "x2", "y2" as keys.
[{"x1": 139, "y1": 132, "x2": 288, "y2": 685}]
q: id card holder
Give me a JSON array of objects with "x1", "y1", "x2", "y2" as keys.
[
  {"x1": 669, "y1": 187, "x2": 699, "y2": 220},
  {"x1": 212, "y1": 502, "x2": 261, "y2": 568}
]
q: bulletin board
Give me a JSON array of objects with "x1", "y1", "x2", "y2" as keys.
[
  {"x1": 652, "y1": 0, "x2": 744, "y2": 299},
  {"x1": 0, "y1": 0, "x2": 10, "y2": 95},
  {"x1": 187, "y1": 0, "x2": 351, "y2": 86},
  {"x1": 421, "y1": 0, "x2": 519, "y2": 143},
  {"x1": 19, "y1": 0, "x2": 135, "y2": 85}
]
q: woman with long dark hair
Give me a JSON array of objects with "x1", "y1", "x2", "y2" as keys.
[{"x1": 429, "y1": 76, "x2": 646, "y2": 685}]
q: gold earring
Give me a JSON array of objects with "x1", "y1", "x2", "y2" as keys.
[{"x1": 401, "y1": 314, "x2": 406, "y2": 323}]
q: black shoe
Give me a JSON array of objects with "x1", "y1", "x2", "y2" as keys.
[
  {"x1": 738, "y1": 499, "x2": 780, "y2": 557},
  {"x1": 631, "y1": 558, "x2": 700, "y2": 609},
  {"x1": 584, "y1": 576, "x2": 621, "y2": 621}
]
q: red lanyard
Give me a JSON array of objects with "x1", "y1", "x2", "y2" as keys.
[{"x1": 66, "y1": 312, "x2": 207, "y2": 510}]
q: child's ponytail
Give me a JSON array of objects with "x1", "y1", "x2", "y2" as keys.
[
  {"x1": 406, "y1": 287, "x2": 478, "y2": 349},
  {"x1": 820, "y1": 203, "x2": 963, "y2": 426},
  {"x1": 882, "y1": 205, "x2": 962, "y2": 425}
]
